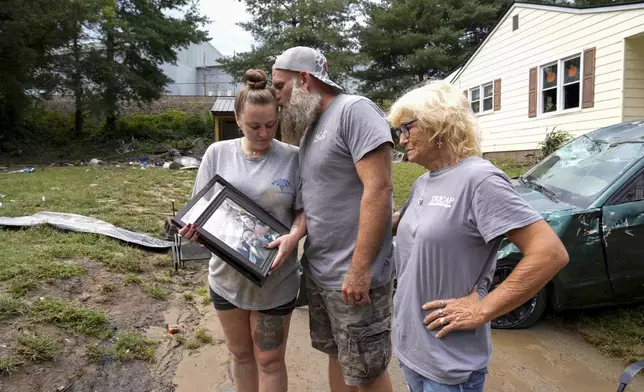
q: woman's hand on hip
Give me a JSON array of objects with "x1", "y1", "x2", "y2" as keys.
[
  {"x1": 266, "y1": 233, "x2": 298, "y2": 272},
  {"x1": 422, "y1": 289, "x2": 487, "y2": 338}
]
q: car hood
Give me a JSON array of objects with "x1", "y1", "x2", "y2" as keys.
[{"x1": 512, "y1": 181, "x2": 582, "y2": 219}]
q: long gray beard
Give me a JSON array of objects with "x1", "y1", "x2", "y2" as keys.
[{"x1": 278, "y1": 87, "x2": 322, "y2": 146}]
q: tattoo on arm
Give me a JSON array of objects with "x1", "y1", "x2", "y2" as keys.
[
  {"x1": 289, "y1": 209, "x2": 306, "y2": 239},
  {"x1": 253, "y1": 313, "x2": 285, "y2": 351}
]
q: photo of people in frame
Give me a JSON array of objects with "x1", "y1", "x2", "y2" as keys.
[{"x1": 200, "y1": 197, "x2": 280, "y2": 267}]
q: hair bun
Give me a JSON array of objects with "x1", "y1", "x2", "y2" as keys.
[{"x1": 244, "y1": 69, "x2": 268, "y2": 89}]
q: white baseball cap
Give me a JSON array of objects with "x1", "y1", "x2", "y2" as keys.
[{"x1": 272, "y1": 46, "x2": 344, "y2": 94}]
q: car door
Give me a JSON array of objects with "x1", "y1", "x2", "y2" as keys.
[{"x1": 602, "y1": 167, "x2": 644, "y2": 299}]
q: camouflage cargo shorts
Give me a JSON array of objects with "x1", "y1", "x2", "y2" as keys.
[{"x1": 306, "y1": 276, "x2": 394, "y2": 386}]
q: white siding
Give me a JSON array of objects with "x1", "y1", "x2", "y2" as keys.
[
  {"x1": 623, "y1": 35, "x2": 644, "y2": 122},
  {"x1": 453, "y1": 5, "x2": 644, "y2": 153}
]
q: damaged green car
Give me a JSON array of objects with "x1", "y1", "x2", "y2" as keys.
[{"x1": 492, "y1": 120, "x2": 644, "y2": 329}]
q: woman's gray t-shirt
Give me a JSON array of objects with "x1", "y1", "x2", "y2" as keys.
[
  {"x1": 191, "y1": 138, "x2": 302, "y2": 310},
  {"x1": 393, "y1": 156, "x2": 543, "y2": 385}
]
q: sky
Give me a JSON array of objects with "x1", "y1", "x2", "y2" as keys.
[{"x1": 200, "y1": 0, "x2": 254, "y2": 56}]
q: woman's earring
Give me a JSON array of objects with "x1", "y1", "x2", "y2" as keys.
[{"x1": 438, "y1": 136, "x2": 444, "y2": 149}]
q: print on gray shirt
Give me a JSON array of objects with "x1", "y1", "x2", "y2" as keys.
[
  {"x1": 192, "y1": 138, "x2": 302, "y2": 310},
  {"x1": 393, "y1": 156, "x2": 543, "y2": 385},
  {"x1": 298, "y1": 94, "x2": 395, "y2": 290}
]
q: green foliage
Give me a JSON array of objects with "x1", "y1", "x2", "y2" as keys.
[
  {"x1": 115, "y1": 110, "x2": 213, "y2": 141},
  {"x1": 357, "y1": 0, "x2": 511, "y2": 101},
  {"x1": 219, "y1": 0, "x2": 364, "y2": 86},
  {"x1": 539, "y1": 127, "x2": 573, "y2": 158}
]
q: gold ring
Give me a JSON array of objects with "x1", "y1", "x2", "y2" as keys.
[{"x1": 440, "y1": 317, "x2": 447, "y2": 325}]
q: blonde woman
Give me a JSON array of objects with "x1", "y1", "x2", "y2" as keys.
[{"x1": 388, "y1": 81, "x2": 569, "y2": 392}]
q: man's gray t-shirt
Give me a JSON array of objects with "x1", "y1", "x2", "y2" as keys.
[
  {"x1": 192, "y1": 138, "x2": 301, "y2": 310},
  {"x1": 393, "y1": 156, "x2": 543, "y2": 385},
  {"x1": 299, "y1": 94, "x2": 394, "y2": 290}
]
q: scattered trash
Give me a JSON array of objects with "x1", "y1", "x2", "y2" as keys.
[
  {"x1": 140, "y1": 162, "x2": 149, "y2": 168},
  {"x1": 0, "y1": 193, "x2": 5, "y2": 199},
  {"x1": 0, "y1": 211, "x2": 173, "y2": 249},
  {"x1": 89, "y1": 158, "x2": 104, "y2": 166},
  {"x1": 0, "y1": 203, "x2": 3, "y2": 208},
  {"x1": 163, "y1": 162, "x2": 181, "y2": 170},
  {"x1": 173, "y1": 156, "x2": 201, "y2": 167},
  {"x1": 166, "y1": 324, "x2": 181, "y2": 335},
  {"x1": 8, "y1": 168, "x2": 35, "y2": 174},
  {"x1": 41, "y1": 196, "x2": 46, "y2": 202}
]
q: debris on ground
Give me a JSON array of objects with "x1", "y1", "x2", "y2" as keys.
[
  {"x1": 0, "y1": 211, "x2": 173, "y2": 249},
  {"x1": 7, "y1": 167, "x2": 35, "y2": 173}
]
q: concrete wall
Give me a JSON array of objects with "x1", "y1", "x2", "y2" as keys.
[{"x1": 45, "y1": 96, "x2": 217, "y2": 116}]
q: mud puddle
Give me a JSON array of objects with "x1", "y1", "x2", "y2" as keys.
[{"x1": 173, "y1": 308, "x2": 643, "y2": 392}]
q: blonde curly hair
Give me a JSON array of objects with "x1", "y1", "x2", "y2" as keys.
[{"x1": 387, "y1": 80, "x2": 482, "y2": 161}]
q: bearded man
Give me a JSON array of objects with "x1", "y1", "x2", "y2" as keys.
[{"x1": 272, "y1": 46, "x2": 395, "y2": 392}]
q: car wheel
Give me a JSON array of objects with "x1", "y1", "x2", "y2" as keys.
[{"x1": 490, "y1": 260, "x2": 548, "y2": 329}]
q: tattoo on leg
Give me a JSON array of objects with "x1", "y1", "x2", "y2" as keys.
[{"x1": 254, "y1": 313, "x2": 285, "y2": 351}]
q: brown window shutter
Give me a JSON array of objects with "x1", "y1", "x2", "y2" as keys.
[
  {"x1": 582, "y1": 47, "x2": 596, "y2": 109},
  {"x1": 528, "y1": 67, "x2": 537, "y2": 117},
  {"x1": 494, "y1": 79, "x2": 502, "y2": 111}
]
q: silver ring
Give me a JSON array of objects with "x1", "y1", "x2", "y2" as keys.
[
  {"x1": 440, "y1": 299, "x2": 446, "y2": 307},
  {"x1": 438, "y1": 308, "x2": 444, "y2": 317},
  {"x1": 440, "y1": 317, "x2": 447, "y2": 325}
]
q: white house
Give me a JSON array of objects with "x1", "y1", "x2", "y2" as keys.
[{"x1": 448, "y1": 1, "x2": 644, "y2": 160}]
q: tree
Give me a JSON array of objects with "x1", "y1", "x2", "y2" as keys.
[
  {"x1": 356, "y1": 0, "x2": 513, "y2": 103},
  {"x1": 219, "y1": 0, "x2": 364, "y2": 87},
  {"x1": 0, "y1": 0, "x2": 78, "y2": 140}
]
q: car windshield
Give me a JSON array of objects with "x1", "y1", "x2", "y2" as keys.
[{"x1": 521, "y1": 135, "x2": 644, "y2": 208}]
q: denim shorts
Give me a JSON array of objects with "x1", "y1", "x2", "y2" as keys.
[{"x1": 400, "y1": 361, "x2": 487, "y2": 392}]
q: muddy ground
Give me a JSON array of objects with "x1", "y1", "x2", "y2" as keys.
[
  {"x1": 2, "y1": 259, "x2": 643, "y2": 392},
  {"x1": 173, "y1": 279, "x2": 644, "y2": 392}
]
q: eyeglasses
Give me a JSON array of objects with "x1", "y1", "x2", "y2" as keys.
[{"x1": 392, "y1": 120, "x2": 417, "y2": 139}]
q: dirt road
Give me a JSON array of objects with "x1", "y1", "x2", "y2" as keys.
[{"x1": 171, "y1": 302, "x2": 643, "y2": 392}]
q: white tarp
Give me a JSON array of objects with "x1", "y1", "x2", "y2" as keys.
[{"x1": 0, "y1": 211, "x2": 173, "y2": 249}]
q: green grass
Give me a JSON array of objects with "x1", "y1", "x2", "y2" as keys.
[
  {"x1": 112, "y1": 331, "x2": 158, "y2": 362},
  {"x1": 124, "y1": 274, "x2": 142, "y2": 285},
  {"x1": 15, "y1": 331, "x2": 59, "y2": 362},
  {"x1": 86, "y1": 331, "x2": 158, "y2": 363},
  {"x1": 142, "y1": 283, "x2": 168, "y2": 300},
  {"x1": 182, "y1": 291, "x2": 194, "y2": 301},
  {"x1": 195, "y1": 327, "x2": 213, "y2": 345},
  {"x1": 392, "y1": 162, "x2": 427, "y2": 209},
  {"x1": 31, "y1": 298, "x2": 111, "y2": 339},
  {"x1": 186, "y1": 339, "x2": 200, "y2": 350},
  {"x1": 0, "y1": 355, "x2": 22, "y2": 375},
  {"x1": 0, "y1": 295, "x2": 28, "y2": 320},
  {"x1": 571, "y1": 305, "x2": 644, "y2": 364}
]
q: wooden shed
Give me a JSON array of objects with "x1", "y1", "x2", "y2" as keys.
[
  {"x1": 210, "y1": 96, "x2": 285, "y2": 143},
  {"x1": 211, "y1": 97, "x2": 238, "y2": 142}
]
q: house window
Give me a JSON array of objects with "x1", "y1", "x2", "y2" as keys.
[
  {"x1": 540, "y1": 54, "x2": 581, "y2": 114},
  {"x1": 470, "y1": 87, "x2": 480, "y2": 112},
  {"x1": 469, "y1": 82, "x2": 495, "y2": 113}
]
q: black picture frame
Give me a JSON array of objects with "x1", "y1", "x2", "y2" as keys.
[
  {"x1": 170, "y1": 174, "x2": 234, "y2": 230},
  {"x1": 171, "y1": 174, "x2": 290, "y2": 287}
]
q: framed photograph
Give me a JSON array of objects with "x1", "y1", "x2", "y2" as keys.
[
  {"x1": 193, "y1": 186, "x2": 289, "y2": 287},
  {"x1": 170, "y1": 174, "x2": 233, "y2": 230}
]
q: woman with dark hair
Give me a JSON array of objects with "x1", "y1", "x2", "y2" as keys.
[{"x1": 179, "y1": 69, "x2": 306, "y2": 391}]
